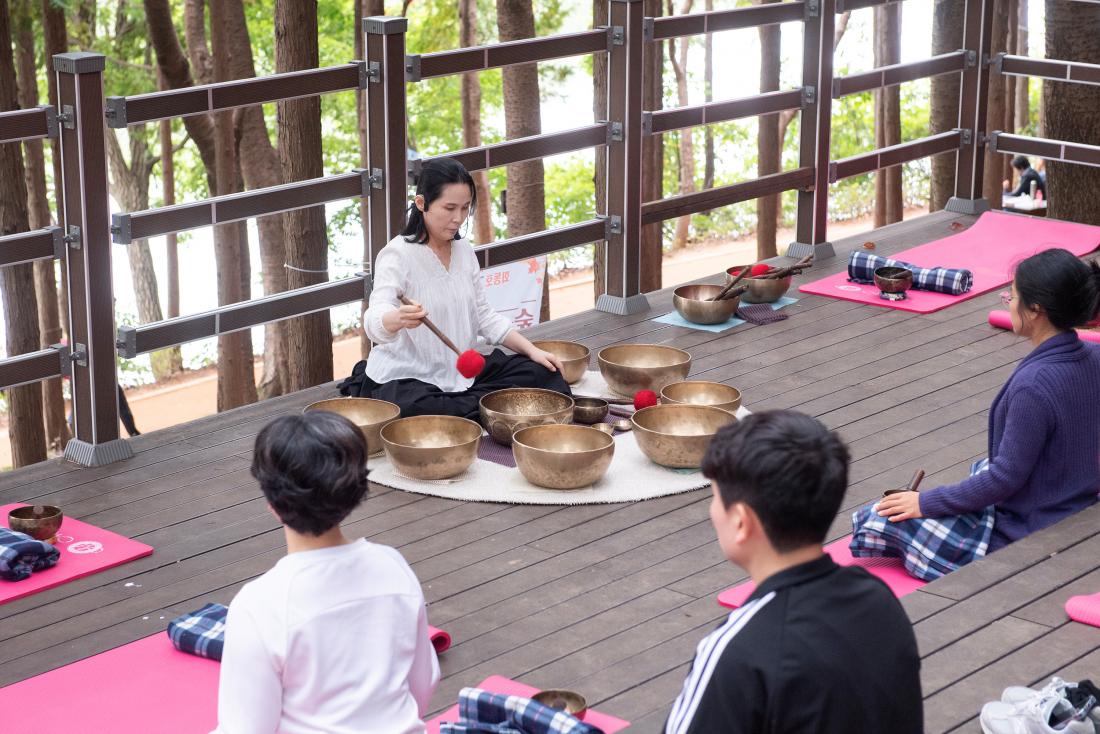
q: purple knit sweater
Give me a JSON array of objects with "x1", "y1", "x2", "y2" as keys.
[{"x1": 919, "y1": 331, "x2": 1100, "y2": 551}]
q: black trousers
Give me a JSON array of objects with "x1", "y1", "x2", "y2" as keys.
[{"x1": 339, "y1": 349, "x2": 571, "y2": 420}]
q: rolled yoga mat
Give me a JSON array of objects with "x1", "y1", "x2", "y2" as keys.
[{"x1": 989, "y1": 309, "x2": 1100, "y2": 344}]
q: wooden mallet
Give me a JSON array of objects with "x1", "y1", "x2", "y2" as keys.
[{"x1": 399, "y1": 295, "x2": 486, "y2": 378}]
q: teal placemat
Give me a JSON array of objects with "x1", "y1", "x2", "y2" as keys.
[{"x1": 653, "y1": 296, "x2": 798, "y2": 333}]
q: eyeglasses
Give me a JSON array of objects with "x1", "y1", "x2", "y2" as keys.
[{"x1": 999, "y1": 291, "x2": 1015, "y2": 306}]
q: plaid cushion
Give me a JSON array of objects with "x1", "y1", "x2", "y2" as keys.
[
  {"x1": 167, "y1": 603, "x2": 228, "y2": 661},
  {"x1": 0, "y1": 527, "x2": 60, "y2": 581},
  {"x1": 847, "y1": 251, "x2": 973, "y2": 296},
  {"x1": 439, "y1": 687, "x2": 604, "y2": 734}
]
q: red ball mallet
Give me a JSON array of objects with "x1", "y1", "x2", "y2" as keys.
[
  {"x1": 633, "y1": 389, "x2": 659, "y2": 410},
  {"x1": 399, "y1": 295, "x2": 485, "y2": 379},
  {"x1": 749, "y1": 263, "x2": 772, "y2": 276}
]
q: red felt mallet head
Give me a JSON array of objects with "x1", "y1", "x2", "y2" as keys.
[
  {"x1": 750, "y1": 263, "x2": 772, "y2": 276},
  {"x1": 633, "y1": 389, "x2": 659, "y2": 410},
  {"x1": 456, "y1": 349, "x2": 486, "y2": 379}
]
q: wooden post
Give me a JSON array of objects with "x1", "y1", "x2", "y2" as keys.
[
  {"x1": 363, "y1": 16, "x2": 409, "y2": 271},
  {"x1": 596, "y1": 0, "x2": 649, "y2": 315},
  {"x1": 54, "y1": 52, "x2": 132, "y2": 466},
  {"x1": 790, "y1": 0, "x2": 836, "y2": 261},
  {"x1": 947, "y1": 0, "x2": 995, "y2": 214}
]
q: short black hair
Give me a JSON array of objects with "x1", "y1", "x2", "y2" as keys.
[
  {"x1": 1012, "y1": 155, "x2": 1030, "y2": 171},
  {"x1": 251, "y1": 412, "x2": 370, "y2": 536},
  {"x1": 1014, "y1": 249, "x2": 1100, "y2": 330},
  {"x1": 402, "y1": 157, "x2": 477, "y2": 244},
  {"x1": 702, "y1": 410, "x2": 850, "y2": 553}
]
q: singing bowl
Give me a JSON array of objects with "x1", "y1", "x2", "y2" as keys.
[
  {"x1": 530, "y1": 340, "x2": 590, "y2": 384},
  {"x1": 479, "y1": 388, "x2": 575, "y2": 446},
  {"x1": 572, "y1": 397, "x2": 609, "y2": 425},
  {"x1": 873, "y1": 265, "x2": 914, "y2": 294},
  {"x1": 512, "y1": 424, "x2": 615, "y2": 490},
  {"x1": 672, "y1": 284, "x2": 740, "y2": 325},
  {"x1": 631, "y1": 404, "x2": 736, "y2": 468},
  {"x1": 304, "y1": 397, "x2": 401, "y2": 456},
  {"x1": 8, "y1": 505, "x2": 64, "y2": 542},
  {"x1": 725, "y1": 266, "x2": 793, "y2": 304},
  {"x1": 532, "y1": 689, "x2": 588, "y2": 718},
  {"x1": 379, "y1": 416, "x2": 482, "y2": 480},
  {"x1": 597, "y1": 344, "x2": 693, "y2": 397},
  {"x1": 660, "y1": 381, "x2": 742, "y2": 414}
]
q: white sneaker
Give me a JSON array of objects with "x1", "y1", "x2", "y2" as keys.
[
  {"x1": 1002, "y1": 678, "x2": 1071, "y2": 706},
  {"x1": 980, "y1": 694, "x2": 1095, "y2": 734}
]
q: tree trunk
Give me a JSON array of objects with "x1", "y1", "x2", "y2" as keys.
[
  {"x1": 668, "y1": 0, "x2": 695, "y2": 251},
  {"x1": 183, "y1": 0, "x2": 213, "y2": 86},
  {"x1": 1002, "y1": 0, "x2": 1017, "y2": 185},
  {"x1": 42, "y1": 0, "x2": 68, "y2": 340},
  {"x1": 0, "y1": 0, "x2": 46, "y2": 466},
  {"x1": 639, "y1": 0, "x2": 663, "y2": 292},
  {"x1": 461, "y1": 0, "x2": 493, "y2": 246},
  {"x1": 593, "y1": 0, "x2": 608, "y2": 302},
  {"x1": 1014, "y1": 0, "x2": 1029, "y2": 131},
  {"x1": 873, "y1": 4, "x2": 903, "y2": 227},
  {"x1": 757, "y1": 0, "x2": 781, "y2": 259},
  {"x1": 981, "y1": 0, "x2": 1010, "y2": 209},
  {"x1": 703, "y1": 0, "x2": 714, "y2": 192},
  {"x1": 277, "y1": 0, "x2": 333, "y2": 390},
  {"x1": 929, "y1": 0, "x2": 964, "y2": 211},
  {"x1": 1043, "y1": 1, "x2": 1100, "y2": 225},
  {"x1": 14, "y1": 5, "x2": 68, "y2": 451},
  {"x1": 497, "y1": 0, "x2": 548, "y2": 321}
]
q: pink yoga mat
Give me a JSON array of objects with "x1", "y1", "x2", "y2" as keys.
[
  {"x1": 426, "y1": 675, "x2": 630, "y2": 733},
  {"x1": 988, "y1": 309, "x2": 1100, "y2": 344},
  {"x1": 799, "y1": 212, "x2": 1100, "y2": 314},
  {"x1": 1066, "y1": 591, "x2": 1100, "y2": 628},
  {"x1": 429, "y1": 625, "x2": 452, "y2": 653},
  {"x1": 717, "y1": 536, "x2": 926, "y2": 610},
  {"x1": 0, "y1": 503, "x2": 154, "y2": 605}
]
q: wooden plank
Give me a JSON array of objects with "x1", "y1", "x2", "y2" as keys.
[{"x1": 920, "y1": 615, "x2": 1050, "y2": 695}]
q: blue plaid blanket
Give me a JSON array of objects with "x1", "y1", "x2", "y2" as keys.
[
  {"x1": 848, "y1": 251, "x2": 973, "y2": 296},
  {"x1": 0, "y1": 527, "x2": 60, "y2": 581},
  {"x1": 849, "y1": 459, "x2": 993, "y2": 581},
  {"x1": 439, "y1": 688, "x2": 604, "y2": 734},
  {"x1": 167, "y1": 603, "x2": 228, "y2": 661}
]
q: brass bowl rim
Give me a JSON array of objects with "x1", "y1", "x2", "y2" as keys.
[
  {"x1": 873, "y1": 265, "x2": 913, "y2": 281},
  {"x1": 302, "y1": 396, "x2": 402, "y2": 421},
  {"x1": 673, "y1": 283, "x2": 727, "y2": 299},
  {"x1": 573, "y1": 397, "x2": 609, "y2": 409},
  {"x1": 379, "y1": 415, "x2": 483, "y2": 449},
  {"x1": 8, "y1": 504, "x2": 63, "y2": 521},
  {"x1": 531, "y1": 689, "x2": 588, "y2": 716},
  {"x1": 660, "y1": 381, "x2": 742, "y2": 403},
  {"x1": 530, "y1": 339, "x2": 591, "y2": 360},
  {"x1": 630, "y1": 403, "x2": 734, "y2": 437},
  {"x1": 597, "y1": 344, "x2": 692, "y2": 369},
  {"x1": 478, "y1": 387, "x2": 575, "y2": 416},
  {"x1": 512, "y1": 423, "x2": 614, "y2": 455}
]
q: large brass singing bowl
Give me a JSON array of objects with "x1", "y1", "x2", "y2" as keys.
[
  {"x1": 597, "y1": 344, "x2": 692, "y2": 397},
  {"x1": 380, "y1": 415, "x2": 482, "y2": 480},
  {"x1": 631, "y1": 404, "x2": 736, "y2": 468},
  {"x1": 530, "y1": 340, "x2": 590, "y2": 384},
  {"x1": 304, "y1": 397, "x2": 401, "y2": 456},
  {"x1": 479, "y1": 388, "x2": 575, "y2": 445},
  {"x1": 873, "y1": 265, "x2": 914, "y2": 294},
  {"x1": 673, "y1": 284, "x2": 739, "y2": 325},
  {"x1": 660, "y1": 381, "x2": 742, "y2": 414},
  {"x1": 725, "y1": 266, "x2": 793, "y2": 304},
  {"x1": 8, "y1": 505, "x2": 63, "y2": 542},
  {"x1": 512, "y1": 424, "x2": 615, "y2": 490}
]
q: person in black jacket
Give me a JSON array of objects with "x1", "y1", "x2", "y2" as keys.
[
  {"x1": 1004, "y1": 155, "x2": 1046, "y2": 198},
  {"x1": 665, "y1": 410, "x2": 922, "y2": 734}
]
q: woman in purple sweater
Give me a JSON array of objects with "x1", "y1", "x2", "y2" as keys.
[{"x1": 870, "y1": 249, "x2": 1100, "y2": 571}]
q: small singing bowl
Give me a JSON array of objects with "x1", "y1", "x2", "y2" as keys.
[
  {"x1": 479, "y1": 388, "x2": 575, "y2": 446},
  {"x1": 532, "y1": 689, "x2": 588, "y2": 718},
  {"x1": 379, "y1": 415, "x2": 482, "y2": 480},
  {"x1": 8, "y1": 505, "x2": 64, "y2": 543},
  {"x1": 304, "y1": 397, "x2": 401, "y2": 456},
  {"x1": 597, "y1": 344, "x2": 692, "y2": 397},
  {"x1": 572, "y1": 397, "x2": 609, "y2": 424},
  {"x1": 673, "y1": 284, "x2": 740, "y2": 325},
  {"x1": 873, "y1": 266, "x2": 914, "y2": 294},
  {"x1": 531, "y1": 340, "x2": 590, "y2": 384},
  {"x1": 631, "y1": 404, "x2": 736, "y2": 468},
  {"x1": 725, "y1": 266, "x2": 793, "y2": 304},
  {"x1": 512, "y1": 425, "x2": 615, "y2": 490},
  {"x1": 660, "y1": 381, "x2": 742, "y2": 414}
]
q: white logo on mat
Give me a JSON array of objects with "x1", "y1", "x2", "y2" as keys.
[
  {"x1": 837, "y1": 285, "x2": 862, "y2": 292},
  {"x1": 67, "y1": 540, "x2": 104, "y2": 554}
]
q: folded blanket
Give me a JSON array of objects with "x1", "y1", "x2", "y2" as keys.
[
  {"x1": 167, "y1": 603, "x2": 228, "y2": 661},
  {"x1": 847, "y1": 251, "x2": 973, "y2": 296},
  {"x1": 440, "y1": 687, "x2": 604, "y2": 734},
  {"x1": 0, "y1": 527, "x2": 60, "y2": 581}
]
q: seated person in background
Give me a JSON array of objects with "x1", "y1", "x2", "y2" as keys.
[
  {"x1": 665, "y1": 411, "x2": 922, "y2": 734},
  {"x1": 213, "y1": 412, "x2": 439, "y2": 734},
  {"x1": 342, "y1": 157, "x2": 569, "y2": 419},
  {"x1": 873, "y1": 250, "x2": 1100, "y2": 565},
  {"x1": 1003, "y1": 155, "x2": 1046, "y2": 199}
]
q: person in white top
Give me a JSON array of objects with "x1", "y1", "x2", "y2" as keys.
[
  {"x1": 212, "y1": 411, "x2": 439, "y2": 734},
  {"x1": 340, "y1": 157, "x2": 571, "y2": 418}
]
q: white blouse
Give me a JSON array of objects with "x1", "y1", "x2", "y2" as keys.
[{"x1": 364, "y1": 235, "x2": 514, "y2": 392}]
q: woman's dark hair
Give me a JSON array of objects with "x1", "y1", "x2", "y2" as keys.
[
  {"x1": 1014, "y1": 249, "x2": 1100, "y2": 330},
  {"x1": 702, "y1": 410, "x2": 850, "y2": 553},
  {"x1": 251, "y1": 412, "x2": 369, "y2": 536},
  {"x1": 1012, "y1": 155, "x2": 1030, "y2": 171},
  {"x1": 401, "y1": 157, "x2": 477, "y2": 244}
]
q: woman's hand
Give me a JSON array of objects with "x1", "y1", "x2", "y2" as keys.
[
  {"x1": 877, "y1": 491, "x2": 923, "y2": 522},
  {"x1": 382, "y1": 300, "x2": 427, "y2": 334},
  {"x1": 526, "y1": 347, "x2": 564, "y2": 373}
]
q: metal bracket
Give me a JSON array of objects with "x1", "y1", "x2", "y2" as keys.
[
  {"x1": 610, "y1": 26, "x2": 625, "y2": 47},
  {"x1": 802, "y1": 86, "x2": 817, "y2": 105},
  {"x1": 369, "y1": 168, "x2": 384, "y2": 190},
  {"x1": 70, "y1": 342, "x2": 88, "y2": 368},
  {"x1": 964, "y1": 49, "x2": 977, "y2": 68},
  {"x1": 52, "y1": 342, "x2": 72, "y2": 378},
  {"x1": 609, "y1": 121, "x2": 624, "y2": 143},
  {"x1": 827, "y1": 161, "x2": 838, "y2": 184},
  {"x1": 50, "y1": 225, "x2": 64, "y2": 260},
  {"x1": 407, "y1": 157, "x2": 423, "y2": 185},
  {"x1": 992, "y1": 52, "x2": 1006, "y2": 75},
  {"x1": 42, "y1": 105, "x2": 59, "y2": 138},
  {"x1": 806, "y1": 0, "x2": 820, "y2": 18},
  {"x1": 404, "y1": 56, "x2": 420, "y2": 83},
  {"x1": 976, "y1": 131, "x2": 988, "y2": 146},
  {"x1": 640, "y1": 112, "x2": 653, "y2": 136},
  {"x1": 604, "y1": 215, "x2": 623, "y2": 237},
  {"x1": 63, "y1": 225, "x2": 82, "y2": 250},
  {"x1": 642, "y1": 18, "x2": 655, "y2": 43},
  {"x1": 116, "y1": 326, "x2": 138, "y2": 359},
  {"x1": 58, "y1": 105, "x2": 75, "y2": 130},
  {"x1": 354, "y1": 271, "x2": 374, "y2": 297},
  {"x1": 988, "y1": 130, "x2": 1001, "y2": 152},
  {"x1": 365, "y1": 60, "x2": 382, "y2": 84},
  {"x1": 104, "y1": 96, "x2": 128, "y2": 128},
  {"x1": 110, "y1": 213, "x2": 132, "y2": 244},
  {"x1": 982, "y1": 53, "x2": 991, "y2": 69},
  {"x1": 956, "y1": 127, "x2": 973, "y2": 146},
  {"x1": 354, "y1": 60, "x2": 370, "y2": 89}
]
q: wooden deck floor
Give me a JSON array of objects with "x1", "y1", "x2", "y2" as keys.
[{"x1": 3, "y1": 209, "x2": 1099, "y2": 733}]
